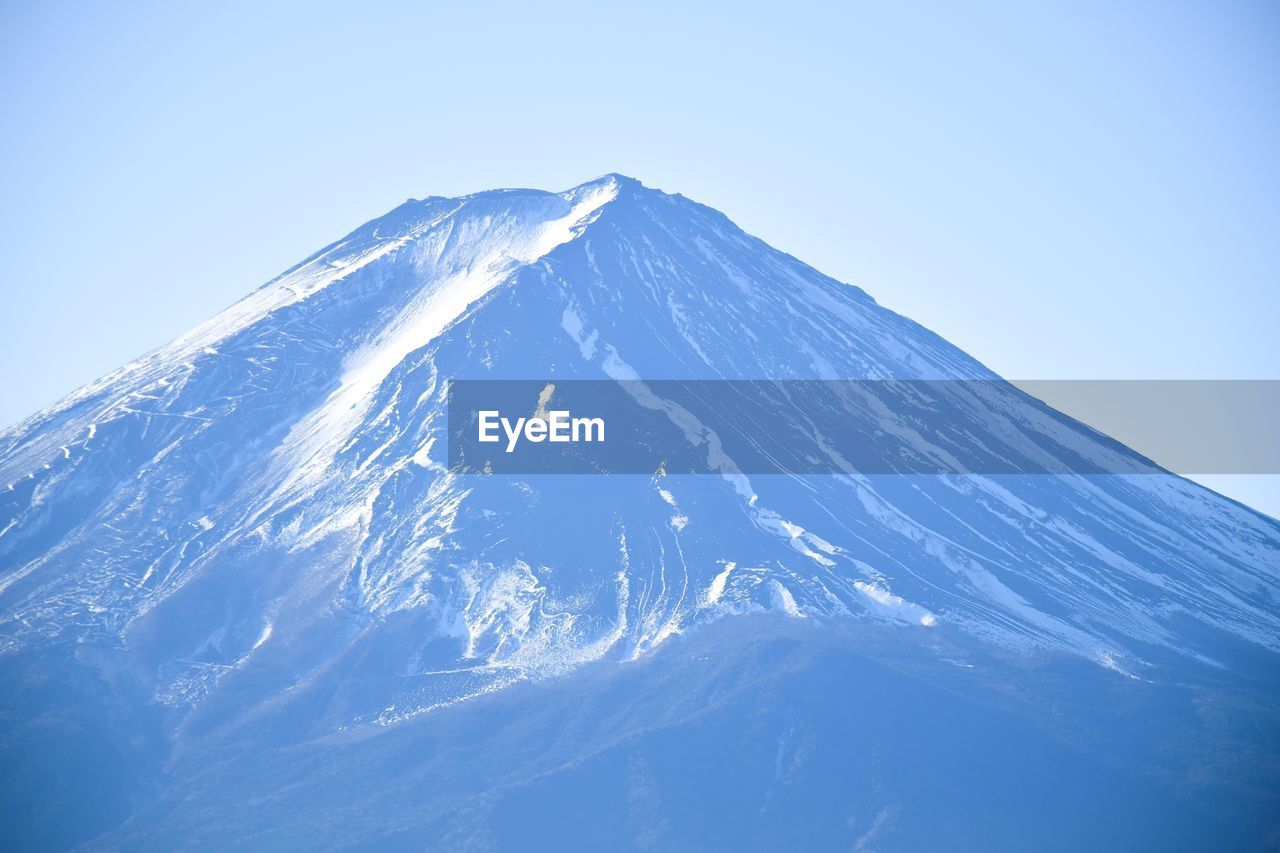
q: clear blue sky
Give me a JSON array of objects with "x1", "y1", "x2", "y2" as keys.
[{"x1": 2, "y1": 1, "x2": 1277, "y2": 510}]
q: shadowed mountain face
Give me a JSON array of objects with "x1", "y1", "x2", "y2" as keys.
[{"x1": 1, "y1": 176, "x2": 1277, "y2": 850}]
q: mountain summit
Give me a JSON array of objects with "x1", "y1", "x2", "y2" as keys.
[{"x1": 2, "y1": 177, "x2": 1277, "y2": 850}]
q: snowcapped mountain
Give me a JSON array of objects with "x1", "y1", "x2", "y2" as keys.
[{"x1": 2, "y1": 175, "x2": 1278, "y2": 850}]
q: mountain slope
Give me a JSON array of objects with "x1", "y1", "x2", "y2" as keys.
[{"x1": 1, "y1": 175, "x2": 1277, "y2": 850}]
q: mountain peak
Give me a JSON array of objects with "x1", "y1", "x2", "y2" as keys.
[
  {"x1": 572, "y1": 171, "x2": 641, "y2": 190},
  {"x1": 556, "y1": 173, "x2": 640, "y2": 211},
  {"x1": 2, "y1": 174, "x2": 1278, "y2": 702},
  {"x1": 3, "y1": 174, "x2": 1278, "y2": 848}
]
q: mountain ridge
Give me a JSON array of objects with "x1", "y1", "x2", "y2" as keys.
[{"x1": 1, "y1": 175, "x2": 1277, "y2": 849}]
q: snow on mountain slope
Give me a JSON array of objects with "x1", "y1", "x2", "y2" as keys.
[
  {"x1": 2, "y1": 176, "x2": 1277, "y2": 731},
  {"x1": 3, "y1": 174, "x2": 1280, "y2": 850}
]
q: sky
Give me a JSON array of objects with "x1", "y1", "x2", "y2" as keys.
[{"x1": 1, "y1": 0, "x2": 1277, "y2": 512}]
